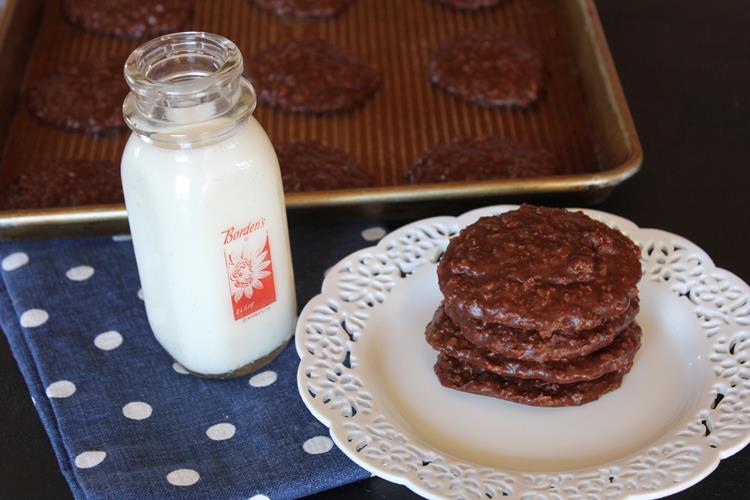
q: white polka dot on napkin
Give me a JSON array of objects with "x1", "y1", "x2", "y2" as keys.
[
  {"x1": 206, "y1": 423, "x2": 236, "y2": 441},
  {"x1": 249, "y1": 371, "x2": 277, "y2": 388},
  {"x1": 20, "y1": 309, "x2": 48, "y2": 328},
  {"x1": 2, "y1": 252, "x2": 29, "y2": 271},
  {"x1": 94, "y1": 331, "x2": 122, "y2": 351},
  {"x1": 122, "y1": 402, "x2": 152, "y2": 420},
  {"x1": 172, "y1": 362, "x2": 189, "y2": 375},
  {"x1": 75, "y1": 451, "x2": 106, "y2": 469},
  {"x1": 167, "y1": 469, "x2": 200, "y2": 486},
  {"x1": 303, "y1": 436, "x2": 334, "y2": 455},
  {"x1": 66, "y1": 265, "x2": 94, "y2": 281},
  {"x1": 46, "y1": 380, "x2": 76, "y2": 398}
]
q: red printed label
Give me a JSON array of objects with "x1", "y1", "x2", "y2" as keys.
[{"x1": 222, "y1": 217, "x2": 277, "y2": 321}]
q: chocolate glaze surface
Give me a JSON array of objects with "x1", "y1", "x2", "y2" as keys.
[
  {"x1": 276, "y1": 141, "x2": 373, "y2": 192},
  {"x1": 438, "y1": 205, "x2": 642, "y2": 335},
  {"x1": 255, "y1": 0, "x2": 355, "y2": 18},
  {"x1": 63, "y1": 0, "x2": 191, "y2": 40},
  {"x1": 248, "y1": 40, "x2": 382, "y2": 113},
  {"x1": 405, "y1": 138, "x2": 556, "y2": 184},
  {"x1": 426, "y1": 306, "x2": 642, "y2": 383},
  {"x1": 0, "y1": 160, "x2": 122, "y2": 209},
  {"x1": 457, "y1": 299, "x2": 639, "y2": 362},
  {"x1": 27, "y1": 59, "x2": 128, "y2": 135},
  {"x1": 429, "y1": 29, "x2": 542, "y2": 108},
  {"x1": 435, "y1": 354, "x2": 630, "y2": 407}
]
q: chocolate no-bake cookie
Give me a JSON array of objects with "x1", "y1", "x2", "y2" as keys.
[
  {"x1": 405, "y1": 138, "x2": 556, "y2": 184},
  {"x1": 426, "y1": 306, "x2": 642, "y2": 384},
  {"x1": 429, "y1": 29, "x2": 542, "y2": 107},
  {"x1": 248, "y1": 40, "x2": 382, "y2": 113},
  {"x1": 438, "y1": 205, "x2": 642, "y2": 335},
  {"x1": 434, "y1": 354, "x2": 629, "y2": 407},
  {"x1": 63, "y1": 0, "x2": 192, "y2": 40},
  {"x1": 456, "y1": 299, "x2": 639, "y2": 362},
  {"x1": 433, "y1": 0, "x2": 504, "y2": 9},
  {"x1": 426, "y1": 204, "x2": 642, "y2": 407},
  {"x1": 27, "y1": 59, "x2": 128, "y2": 135},
  {"x1": 0, "y1": 160, "x2": 123, "y2": 210},
  {"x1": 255, "y1": 0, "x2": 355, "y2": 18},
  {"x1": 275, "y1": 141, "x2": 373, "y2": 192}
]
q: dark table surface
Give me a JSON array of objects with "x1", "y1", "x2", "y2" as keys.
[{"x1": 2, "y1": 0, "x2": 749, "y2": 498}]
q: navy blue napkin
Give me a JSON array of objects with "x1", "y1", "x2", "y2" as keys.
[{"x1": 0, "y1": 223, "x2": 388, "y2": 499}]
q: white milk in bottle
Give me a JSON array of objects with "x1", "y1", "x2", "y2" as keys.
[{"x1": 121, "y1": 32, "x2": 296, "y2": 377}]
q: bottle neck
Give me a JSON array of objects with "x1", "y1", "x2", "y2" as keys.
[{"x1": 123, "y1": 32, "x2": 256, "y2": 146}]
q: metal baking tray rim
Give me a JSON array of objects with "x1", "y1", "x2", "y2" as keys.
[{"x1": 0, "y1": 149, "x2": 641, "y2": 238}]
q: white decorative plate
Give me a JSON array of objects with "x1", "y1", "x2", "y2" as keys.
[{"x1": 295, "y1": 205, "x2": 750, "y2": 500}]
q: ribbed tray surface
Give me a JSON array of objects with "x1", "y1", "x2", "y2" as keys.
[{"x1": 1, "y1": 0, "x2": 595, "y2": 191}]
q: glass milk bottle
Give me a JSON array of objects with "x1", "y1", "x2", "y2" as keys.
[{"x1": 121, "y1": 32, "x2": 296, "y2": 377}]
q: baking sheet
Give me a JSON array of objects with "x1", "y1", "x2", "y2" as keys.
[{"x1": 0, "y1": 0, "x2": 641, "y2": 238}]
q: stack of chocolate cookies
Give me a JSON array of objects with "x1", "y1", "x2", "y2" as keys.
[{"x1": 427, "y1": 205, "x2": 643, "y2": 407}]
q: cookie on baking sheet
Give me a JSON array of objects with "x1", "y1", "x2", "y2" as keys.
[
  {"x1": 437, "y1": 205, "x2": 642, "y2": 336},
  {"x1": 426, "y1": 306, "x2": 642, "y2": 384},
  {"x1": 248, "y1": 40, "x2": 382, "y2": 113},
  {"x1": 255, "y1": 0, "x2": 355, "y2": 18},
  {"x1": 27, "y1": 59, "x2": 128, "y2": 135},
  {"x1": 434, "y1": 354, "x2": 630, "y2": 407},
  {"x1": 456, "y1": 299, "x2": 639, "y2": 363},
  {"x1": 405, "y1": 138, "x2": 556, "y2": 184},
  {"x1": 429, "y1": 29, "x2": 542, "y2": 107},
  {"x1": 0, "y1": 160, "x2": 123, "y2": 209},
  {"x1": 433, "y1": 0, "x2": 504, "y2": 9},
  {"x1": 62, "y1": 0, "x2": 192, "y2": 40},
  {"x1": 276, "y1": 141, "x2": 373, "y2": 192}
]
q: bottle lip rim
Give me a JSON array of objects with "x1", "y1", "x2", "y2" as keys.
[
  {"x1": 124, "y1": 31, "x2": 242, "y2": 97},
  {"x1": 123, "y1": 78, "x2": 256, "y2": 145}
]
